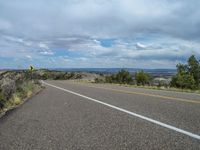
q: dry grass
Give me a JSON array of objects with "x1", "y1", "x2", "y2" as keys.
[
  {"x1": 12, "y1": 94, "x2": 21, "y2": 105},
  {"x1": 0, "y1": 80, "x2": 43, "y2": 115},
  {"x1": 75, "y1": 80, "x2": 200, "y2": 95}
]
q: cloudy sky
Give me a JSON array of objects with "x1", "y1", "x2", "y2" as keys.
[{"x1": 0, "y1": 0, "x2": 200, "y2": 69}]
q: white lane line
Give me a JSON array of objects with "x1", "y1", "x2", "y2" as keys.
[{"x1": 43, "y1": 81, "x2": 200, "y2": 140}]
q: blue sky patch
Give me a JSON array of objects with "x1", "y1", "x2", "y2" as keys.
[{"x1": 99, "y1": 39, "x2": 115, "y2": 47}]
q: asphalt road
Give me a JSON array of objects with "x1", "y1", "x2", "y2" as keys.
[{"x1": 0, "y1": 80, "x2": 200, "y2": 149}]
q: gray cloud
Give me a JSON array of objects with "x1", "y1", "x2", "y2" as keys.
[
  {"x1": 1, "y1": 0, "x2": 200, "y2": 39},
  {"x1": 0, "y1": 0, "x2": 200, "y2": 68}
]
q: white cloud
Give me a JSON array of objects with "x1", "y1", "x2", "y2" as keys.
[
  {"x1": 39, "y1": 50, "x2": 54, "y2": 55},
  {"x1": 135, "y1": 43, "x2": 147, "y2": 49},
  {"x1": 26, "y1": 55, "x2": 32, "y2": 59},
  {"x1": 38, "y1": 43, "x2": 49, "y2": 49},
  {"x1": 0, "y1": 0, "x2": 200, "y2": 68},
  {"x1": 3, "y1": 35, "x2": 24, "y2": 43}
]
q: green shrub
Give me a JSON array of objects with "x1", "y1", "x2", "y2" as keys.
[
  {"x1": 0, "y1": 91, "x2": 5, "y2": 109},
  {"x1": 135, "y1": 70, "x2": 151, "y2": 86},
  {"x1": 104, "y1": 70, "x2": 133, "y2": 84},
  {"x1": 171, "y1": 55, "x2": 200, "y2": 90},
  {"x1": 105, "y1": 74, "x2": 116, "y2": 83},
  {"x1": 94, "y1": 78, "x2": 104, "y2": 83},
  {"x1": 116, "y1": 69, "x2": 133, "y2": 84}
]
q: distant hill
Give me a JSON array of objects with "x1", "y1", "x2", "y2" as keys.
[{"x1": 49, "y1": 68, "x2": 176, "y2": 77}]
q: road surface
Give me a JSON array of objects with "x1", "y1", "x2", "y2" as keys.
[{"x1": 0, "y1": 80, "x2": 200, "y2": 149}]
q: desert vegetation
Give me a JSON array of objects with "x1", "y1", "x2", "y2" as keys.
[
  {"x1": 0, "y1": 71, "x2": 42, "y2": 113},
  {"x1": 94, "y1": 55, "x2": 200, "y2": 92},
  {"x1": 104, "y1": 69, "x2": 133, "y2": 84},
  {"x1": 0, "y1": 69, "x2": 84, "y2": 112},
  {"x1": 32, "y1": 69, "x2": 83, "y2": 80},
  {"x1": 135, "y1": 70, "x2": 152, "y2": 86},
  {"x1": 0, "y1": 69, "x2": 83, "y2": 114},
  {"x1": 96, "y1": 69, "x2": 152, "y2": 86},
  {"x1": 170, "y1": 55, "x2": 200, "y2": 90}
]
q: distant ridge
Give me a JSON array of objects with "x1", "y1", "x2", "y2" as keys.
[{"x1": 48, "y1": 68, "x2": 176, "y2": 77}]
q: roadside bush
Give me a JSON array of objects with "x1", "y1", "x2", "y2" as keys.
[
  {"x1": 105, "y1": 74, "x2": 116, "y2": 83},
  {"x1": 0, "y1": 91, "x2": 5, "y2": 109},
  {"x1": 74, "y1": 74, "x2": 82, "y2": 79},
  {"x1": 171, "y1": 55, "x2": 200, "y2": 90},
  {"x1": 135, "y1": 70, "x2": 151, "y2": 86},
  {"x1": 116, "y1": 69, "x2": 133, "y2": 84},
  {"x1": 16, "y1": 81, "x2": 40, "y2": 98},
  {"x1": 105, "y1": 69, "x2": 133, "y2": 84},
  {"x1": 1, "y1": 79, "x2": 16, "y2": 101},
  {"x1": 0, "y1": 71, "x2": 43, "y2": 112},
  {"x1": 94, "y1": 78, "x2": 104, "y2": 83}
]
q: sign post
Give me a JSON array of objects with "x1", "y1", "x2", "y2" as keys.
[{"x1": 29, "y1": 65, "x2": 34, "y2": 81}]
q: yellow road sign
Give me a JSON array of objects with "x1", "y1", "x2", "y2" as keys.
[{"x1": 29, "y1": 65, "x2": 34, "y2": 71}]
